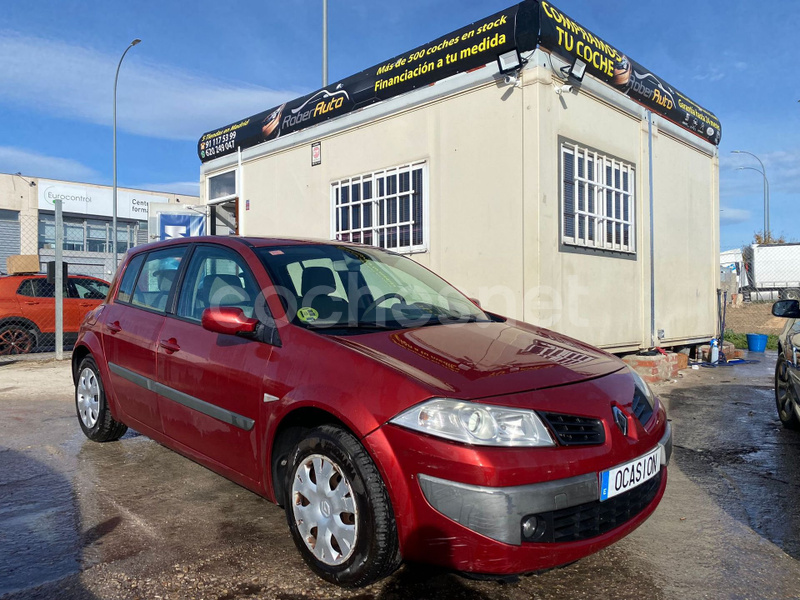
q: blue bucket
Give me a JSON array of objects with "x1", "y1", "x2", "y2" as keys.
[{"x1": 746, "y1": 333, "x2": 768, "y2": 352}]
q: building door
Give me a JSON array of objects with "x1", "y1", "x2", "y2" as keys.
[{"x1": 210, "y1": 199, "x2": 238, "y2": 235}]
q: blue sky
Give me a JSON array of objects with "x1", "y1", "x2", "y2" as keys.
[{"x1": 1, "y1": 1, "x2": 798, "y2": 251}]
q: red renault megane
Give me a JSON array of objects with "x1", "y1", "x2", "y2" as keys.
[{"x1": 73, "y1": 236, "x2": 671, "y2": 587}]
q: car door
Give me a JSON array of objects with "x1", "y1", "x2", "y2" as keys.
[
  {"x1": 788, "y1": 319, "x2": 800, "y2": 397},
  {"x1": 68, "y1": 277, "x2": 110, "y2": 330},
  {"x1": 156, "y1": 243, "x2": 272, "y2": 481},
  {"x1": 16, "y1": 277, "x2": 60, "y2": 335},
  {"x1": 63, "y1": 279, "x2": 97, "y2": 334},
  {"x1": 102, "y1": 247, "x2": 187, "y2": 434}
]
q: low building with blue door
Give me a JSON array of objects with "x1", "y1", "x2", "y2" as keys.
[{"x1": 0, "y1": 172, "x2": 199, "y2": 279}]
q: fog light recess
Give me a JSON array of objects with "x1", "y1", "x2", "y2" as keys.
[{"x1": 521, "y1": 515, "x2": 547, "y2": 542}]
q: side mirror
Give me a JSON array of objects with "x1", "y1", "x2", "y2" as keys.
[
  {"x1": 469, "y1": 297, "x2": 482, "y2": 308},
  {"x1": 202, "y1": 307, "x2": 259, "y2": 336},
  {"x1": 772, "y1": 300, "x2": 800, "y2": 319}
]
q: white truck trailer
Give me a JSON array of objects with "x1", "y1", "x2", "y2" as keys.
[{"x1": 742, "y1": 244, "x2": 800, "y2": 300}]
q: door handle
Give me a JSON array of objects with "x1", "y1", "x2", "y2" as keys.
[
  {"x1": 25, "y1": 301, "x2": 39, "y2": 305},
  {"x1": 79, "y1": 302, "x2": 93, "y2": 307},
  {"x1": 159, "y1": 338, "x2": 181, "y2": 354},
  {"x1": 107, "y1": 321, "x2": 122, "y2": 334}
]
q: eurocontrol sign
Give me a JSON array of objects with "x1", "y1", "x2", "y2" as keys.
[
  {"x1": 38, "y1": 180, "x2": 168, "y2": 220},
  {"x1": 198, "y1": 0, "x2": 720, "y2": 163}
]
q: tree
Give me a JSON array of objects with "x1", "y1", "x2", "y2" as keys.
[{"x1": 753, "y1": 232, "x2": 786, "y2": 244}]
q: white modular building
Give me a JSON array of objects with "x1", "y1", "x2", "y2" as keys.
[{"x1": 197, "y1": 0, "x2": 720, "y2": 352}]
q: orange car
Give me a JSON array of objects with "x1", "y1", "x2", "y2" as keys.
[{"x1": 0, "y1": 274, "x2": 110, "y2": 355}]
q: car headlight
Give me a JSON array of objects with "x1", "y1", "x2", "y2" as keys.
[
  {"x1": 389, "y1": 398, "x2": 555, "y2": 447},
  {"x1": 628, "y1": 365, "x2": 655, "y2": 411}
]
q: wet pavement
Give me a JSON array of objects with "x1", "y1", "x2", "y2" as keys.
[{"x1": 1, "y1": 354, "x2": 800, "y2": 599}]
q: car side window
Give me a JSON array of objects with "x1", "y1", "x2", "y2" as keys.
[
  {"x1": 72, "y1": 278, "x2": 110, "y2": 300},
  {"x1": 16, "y1": 279, "x2": 35, "y2": 297},
  {"x1": 176, "y1": 246, "x2": 260, "y2": 322},
  {"x1": 117, "y1": 254, "x2": 145, "y2": 304},
  {"x1": 17, "y1": 279, "x2": 68, "y2": 298},
  {"x1": 131, "y1": 247, "x2": 186, "y2": 312}
]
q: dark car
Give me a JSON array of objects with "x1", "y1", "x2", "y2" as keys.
[
  {"x1": 72, "y1": 236, "x2": 672, "y2": 587},
  {"x1": 0, "y1": 274, "x2": 109, "y2": 355},
  {"x1": 772, "y1": 299, "x2": 800, "y2": 429}
]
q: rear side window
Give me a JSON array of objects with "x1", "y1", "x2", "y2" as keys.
[
  {"x1": 116, "y1": 254, "x2": 145, "y2": 304},
  {"x1": 17, "y1": 279, "x2": 68, "y2": 298},
  {"x1": 131, "y1": 247, "x2": 186, "y2": 312}
]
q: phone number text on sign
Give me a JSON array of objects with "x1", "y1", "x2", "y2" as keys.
[{"x1": 203, "y1": 131, "x2": 238, "y2": 158}]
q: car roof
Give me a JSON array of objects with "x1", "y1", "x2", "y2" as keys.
[
  {"x1": 126, "y1": 235, "x2": 369, "y2": 254},
  {"x1": 0, "y1": 274, "x2": 109, "y2": 282}
]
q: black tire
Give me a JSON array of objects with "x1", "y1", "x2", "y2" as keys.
[
  {"x1": 775, "y1": 354, "x2": 800, "y2": 430},
  {"x1": 0, "y1": 322, "x2": 36, "y2": 355},
  {"x1": 75, "y1": 356, "x2": 128, "y2": 442},
  {"x1": 284, "y1": 424, "x2": 401, "y2": 587}
]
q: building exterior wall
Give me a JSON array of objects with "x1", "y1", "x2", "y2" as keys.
[
  {"x1": 237, "y1": 79, "x2": 526, "y2": 315},
  {"x1": 0, "y1": 173, "x2": 199, "y2": 277},
  {"x1": 203, "y1": 60, "x2": 719, "y2": 352}
]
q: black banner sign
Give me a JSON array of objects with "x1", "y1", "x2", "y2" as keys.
[
  {"x1": 199, "y1": 0, "x2": 721, "y2": 162},
  {"x1": 538, "y1": 1, "x2": 721, "y2": 145},
  {"x1": 199, "y1": 2, "x2": 537, "y2": 162}
]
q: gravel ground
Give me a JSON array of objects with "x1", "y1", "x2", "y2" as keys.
[{"x1": 2, "y1": 356, "x2": 800, "y2": 600}]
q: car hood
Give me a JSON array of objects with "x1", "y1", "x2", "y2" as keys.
[{"x1": 331, "y1": 320, "x2": 623, "y2": 399}]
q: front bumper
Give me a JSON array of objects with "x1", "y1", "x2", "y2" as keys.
[{"x1": 417, "y1": 422, "x2": 672, "y2": 545}]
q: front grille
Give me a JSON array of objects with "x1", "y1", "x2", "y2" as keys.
[
  {"x1": 631, "y1": 389, "x2": 654, "y2": 425},
  {"x1": 522, "y1": 470, "x2": 663, "y2": 543},
  {"x1": 540, "y1": 412, "x2": 605, "y2": 446}
]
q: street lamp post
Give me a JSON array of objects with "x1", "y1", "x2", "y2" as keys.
[
  {"x1": 113, "y1": 38, "x2": 141, "y2": 270},
  {"x1": 731, "y1": 150, "x2": 769, "y2": 241},
  {"x1": 322, "y1": 0, "x2": 328, "y2": 86}
]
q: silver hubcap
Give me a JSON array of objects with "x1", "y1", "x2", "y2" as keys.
[
  {"x1": 77, "y1": 367, "x2": 100, "y2": 429},
  {"x1": 291, "y1": 454, "x2": 358, "y2": 566}
]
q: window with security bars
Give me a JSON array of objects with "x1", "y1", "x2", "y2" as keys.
[
  {"x1": 561, "y1": 143, "x2": 635, "y2": 253},
  {"x1": 332, "y1": 162, "x2": 427, "y2": 253}
]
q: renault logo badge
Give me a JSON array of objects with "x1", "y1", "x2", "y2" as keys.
[{"x1": 613, "y1": 406, "x2": 628, "y2": 436}]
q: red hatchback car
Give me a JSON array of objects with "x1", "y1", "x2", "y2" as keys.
[
  {"x1": 73, "y1": 237, "x2": 672, "y2": 587},
  {"x1": 0, "y1": 274, "x2": 109, "y2": 355}
]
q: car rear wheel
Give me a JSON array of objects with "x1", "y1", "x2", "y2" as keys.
[
  {"x1": 775, "y1": 354, "x2": 800, "y2": 430},
  {"x1": 0, "y1": 323, "x2": 35, "y2": 355},
  {"x1": 76, "y1": 356, "x2": 128, "y2": 442},
  {"x1": 285, "y1": 424, "x2": 401, "y2": 587}
]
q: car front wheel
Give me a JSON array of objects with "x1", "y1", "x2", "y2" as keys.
[
  {"x1": 285, "y1": 424, "x2": 401, "y2": 587},
  {"x1": 775, "y1": 354, "x2": 800, "y2": 430},
  {"x1": 76, "y1": 356, "x2": 128, "y2": 442}
]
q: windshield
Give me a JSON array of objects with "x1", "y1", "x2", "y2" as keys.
[{"x1": 256, "y1": 244, "x2": 490, "y2": 333}]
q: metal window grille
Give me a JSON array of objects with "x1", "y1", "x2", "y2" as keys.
[
  {"x1": 331, "y1": 162, "x2": 427, "y2": 253},
  {"x1": 562, "y1": 143, "x2": 635, "y2": 253}
]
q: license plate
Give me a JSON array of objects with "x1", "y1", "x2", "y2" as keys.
[{"x1": 599, "y1": 447, "x2": 661, "y2": 501}]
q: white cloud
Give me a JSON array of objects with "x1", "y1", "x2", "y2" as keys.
[
  {"x1": 0, "y1": 146, "x2": 99, "y2": 182},
  {"x1": 133, "y1": 181, "x2": 200, "y2": 197},
  {"x1": 692, "y1": 66, "x2": 725, "y2": 82},
  {"x1": 0, "y1": 32, "x2": 302, "y2": 141},
  {"x1": 720, "y1": 207, "x2": 750, "y2": 225}
]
